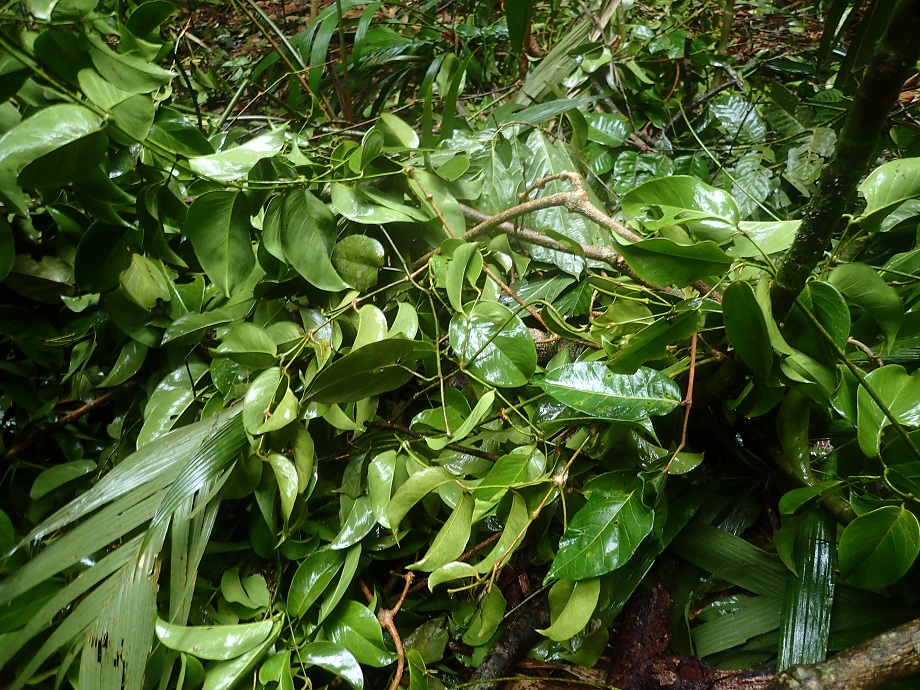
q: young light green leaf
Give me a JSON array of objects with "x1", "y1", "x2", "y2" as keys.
[
  {"x1": 155, "y1": 618, "x2": 275, "y2": 660},
  {"x1": 266, "y1": 453, "x2": 298, "y2": 523},
  {"x1": 536, "y1": 577, "x2": 600, "y2": 641},
  {"x1": 856, "y1": 365, "x2": 920, "y2": 457},
  {"x1": 386, "y1": 466, "x2": 456, "y2": 530},
  {"x1": 189, "y1": 130, "x2": 285, "y2": 181},
  {"x1": 408, "y1": 493, "x2": 474, "y2": 571},
  {"x1": 243, "y1": 367, "x2": 283, "y2": 435}
]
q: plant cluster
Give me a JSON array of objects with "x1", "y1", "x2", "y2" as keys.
[{"x1": 1, "y1": 1, "x2": 920, "y2": 689}]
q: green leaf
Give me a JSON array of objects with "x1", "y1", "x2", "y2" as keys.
[
  {"x1": 0, "y1": 219, "x2": 13, "y2": 281},
  {"x1": 201, "y1": 619, "x2": 282, "y2": 690},
  {"x1": 306, "y1": 339, "x2": 417, "y2": 404},
  {"x1": 829, "y1": 263, "x2": 903, "y2": 349},
  {"x1": 332, "y1": 235, "x2": 385, "y2": 291},
  {"x1": 616, "y1": 238, "x2": 733, "y2": 288},
  {"x1": 266, "y1": 453, "x2": 298, "y2": 523},
  {"x1": 352, "y1": 304, "x2": 388, "y2": 351},
  {"x1": 324, "y1": 601, "x2": 396, "y2": 667},
  {"x1": 546, "y1": 490, "x2": 654, "y2": 580},
  {"x1": 120, "y1": 253, "x2": 170, "y2": 309},
  {"x1": 449, "y1": 302, "x2": 536, "y2": 388},
  {"x1": 409, "y1": 493, "x2": 474, "y2": 571},
  {"x1": 329, "y1": 496, "x2": 375, "y2": 549},
  {"x1": 838, "y1": 506, "x2": 920, "y2": 590},
  {"x1": 474, "y1": 492, "x2": 530, "y2": 575},
  {"x1": 281, "y1": 188, "x2": 348, "y2": 291},
  {"x1": 155, "y1": 618, "x2": 275, "y2": 660},
  {"x1": 536, "y1": 577, "x2": 600, "y2": 641},
  {"x1": 331, "y1": 183, "x2": 419, "y2": 225},
  {"x1": 30, "y1": 460, "x2": 96, "y2": 500},
  {"x1": 189, "y1": 130, "x2": 285, "y2": 181},
  {"x1": 539, "y1": 363, "x2": 682, "y2": 421},
  {"x1": 621, "y1": 175, "x2": 739, "y2": 242},
  {"x1": 723, "y1": 281, "x2": 773, "y2": 377},
  {"x1": 87, "y1": 32, "x2": 175, "y2": 94},
  {"x1": 288, "y1": 549, "x2": 346, "y2": 618},
  {"x1": 99, "y1": 340, "x2": 147, "y2": 388},
  {"x1": 856, "y1": 365, "x2": 920, "y2": 457},
  {"x1": 27, "y1": 0, "x2": 98, "y2": 20},
  {"x1": 186, "y1": 191, "x2": 255, "y2": 297},
  {"x1": 425, "y1": 391, "x2": 495, "y2": 451},
  {"x1": 137, "y1": 363, "x2": 207, "y2": 447},
  {"x1": 386, "y1": 466, "x2": 456, "y2": 531},
  {"x1": 297, "y1": 642, "x2": 363, "y2": 690},
  {"x1": 730, "y1": 220, "x2": 800, "y2": 257},
  {"x1": 0, "y1": 104, "x2": 103, "y2": 172},
  {"x1": 375, "y1": 112, "x2": 419, "y2": 149},
  {"x1": 219, "y1": 322, "x2": 278, "y2": 370},
  {"x1": 243, "y1": 367, "x2": 283, "y2": 434},
  {"x1": 858, "y1": 157, "x2": 920, "y2": 228}
]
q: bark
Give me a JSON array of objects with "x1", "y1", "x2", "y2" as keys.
[
  {"x1": 768, "y1": 616, "x2": 920, "y2": 690},
  {"x1": 769, "y1": 0, "x2": 920, "y2": 319}
]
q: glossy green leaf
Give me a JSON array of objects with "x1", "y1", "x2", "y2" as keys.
[
  {"x1": 0, "y1": 104, "x2": 102, "y2": 172},
  {"x1": 306, "y1": 338, "x2": 417, "y2": 404},
  {"x1": 386, "y1": 466, "x2": 456, "y2": 530},
  {"x1": 461, "y1": 585, "x2": 506, "y2": 646},
  {"x1": 120, "y1": 253, "x2": 170, "y2": 309},
  {"x1": 856, "y1": 365, "x2": 920, "y2": 457},
  {"x1": 318, "y1": 545, "x2": 362, "y2": 624},
  {"x1": 616, "y1": 237, "x2": 733, "y2": 288},
  {"x1": 87, "y1": 32, "x2": 175, "y2": 94},
  {"x1": 838, "y1": 506, "x2": 920, "y2": 590},
  {"x1": 332, "y1": 235, "x2": 385, "y2": 291},
  {"x1": 730, "y1": 220, "x2": 800, "y2": 257},
  {"x1": 30, "y1": 460, "x2": 96, "y2": 500},
  {"x1": 445, "y1": 242, "x2": 481, "y2": 314},
  {"x1": 288, "y1": 549, "x2": 346, "y2": 618},
  {"x1": 539, "y1": 363, "x2": 682, "y2": 421},
  {"x1": 266, "y1": 453, "x2": 298, "y2": 523},
  {"x1": 777, "y1": 507, "x2": 836, "y2": 670},
  {"x1": 858, "y1": 157, "x2": 920, "y2": 227},
  {"x1": 324, "y1": 601, "x2": 396, "y2": 667},
  {"x1": 621, "y1": 175, "x2": 739, "y2": 242},
  {"x1": 281, "y1": 188, "x2": 348, "y2": 291},
  {"x1": 829, "y1": 263, "x2": 902, "y2": 349},
  {"x1": 243, "y1": 367, "x2": 283, "y2": 435},
  {"x1": 186, "y1": 191, "x2": 255, "y2": 297},
  {"x1": 537, "y1": 577, "x2": 600, "y2": 641},
  {"x1": 27, "y1": 0, "x2": 98, "y2": 20},
  {"x1": 375, "y1": 112, "x2": 419, "y2": 149},
  {"x1": 474, "y1": 492, "x2": 530, "y2": 575},
  {"x1": 409, "y1": 493, "x2": 474, "y2": 571},
  {"x1": 189, "y1": 130, "x2": 285, "y2": 181},
  {"x1": 330, "y1": 496, "x2": 375, "y2": 549},
  {"x1": 546, "y1": 490, "x2": 654, "y2": 581},
  {"x1": 723, "y1": 281, "x2": 773, "y2": 377},
  {"x1": 297, "y1": 641, "x2": 363, "y2": 690},
  {"x1": 99, "y1": 340, "x2": 147, "y2": 388},
  {"x1": 368, "y1": 450, "x2": 397, "y2": 527},
  {"x1": 155, "y1": 618, "x2": 275, "y2": 660},
  {"x1": 426, "y1": 391, "x2": 494, "y2": 451},
  {"x1": 449, "y1": 302, "x2": 536, "y2": 388},
  {"x1": 137, "y1": 363, "x2": 207, "y2": 447},
  {"x1": 331, "y1": 183, "x2": 418, "y2": 225},
  {"x1": 200, "y1": 620, "x2": 282, "y2": 690},
  {"x1": 352, "y1": 304, "x2": 388, "y2": 350},
  {"x1": 257, "y1": 387, "x2": 298, "y2": 434}
]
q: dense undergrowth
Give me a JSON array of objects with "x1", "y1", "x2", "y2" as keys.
[{"x1": 1, "y1": 1, "x2": 920, "y2": 689}]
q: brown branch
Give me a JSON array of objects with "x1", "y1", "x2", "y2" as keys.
[
  {"x1": 768, "y1": 616, "x2": 920, "y2": 690},
  {"x1": 664, "y1": 331, "x2": 698, "y2": 474},
  {"x1": 2, "y1": 384, "x2": 134, "y2": 464},
  {"x1": 378, "y1": 572, "x2": 415, "y2": 690},
  {"x1": 363, "y1": 421, "x2": 500, "y2": 461}
]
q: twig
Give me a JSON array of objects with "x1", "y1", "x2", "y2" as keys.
[
  {"x1": 847, "y1": 337, "x2": 883, "y2": 368},
  {"x1": 363, "y1": 421, "x2": 500, "y2": 461},
  {"x1": 663, "y1": 332, "x2": 697, "y2": 474},
  {"x1": 378, "y1": 572, "x2": 415, "y2": 690},
  {"x1": 2, "y1": 385, "x2": 133, "y2": 464}
]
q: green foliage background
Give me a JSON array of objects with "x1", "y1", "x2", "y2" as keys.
[{"x1": 2, "y1": 0, "x2": 920, "y2": 688}]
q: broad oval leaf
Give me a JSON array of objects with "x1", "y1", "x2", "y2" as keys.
[
  {"x1": 288, "y1": 549, "x2": 346, "y2": 618},
  {"x1": 324, "y1": 601, "x2": 396, "y2": 667},
  {"x1": 297, "y1": 641, "x2": 363, "y2": 690},
  {"x1": 723, "y1": 281, "x2": 772, "y2": 378},
  {"x1": 856, "y1": 365, "x2": 920, "y2": 458},
  {"x1": 536, "y1": 577, "x2": 600, "y2": 641},
  {"x1": 186, "y1": 191, "x2": 255, "y2": 297},
  {"x1": 546, "y1": 490, "x2": 654, "y2": 580},
  {"x1": 621, "y1": 175, "x2": 739, "y2": 241},
  {"x1": 838, "y1": 506, "x2": 920, "y2": 590},
  {"x1": 449, "y1": 302, "x2": 536, "y2": 388},
  {"x1": 616, "y1": 237, "x2": 733, "y2": 288},
  {"x1": 0, "y1": 104, "x2": 103, "y2": 172},
  {"x1": 540, "y1": 363, "x2": 682, "y2": 421},
  {"x1": 189, "y1": 130, "x2": 285, "y2": 181},
  {"x1": 306, "y1": 338, "x2": 417, "y2": 404},
  {"x1": 155, "y1": 618, "x2": 274, "y2": 660},
  {"x1": 281, "y1": 188, "x2": 348, "y2": 291},
  {"x1": 332, "y1": 235, "x2": 385, "y2": 291},
  {"x1": 858, "y1": 157, "x2": 920, "y2": 228}
]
